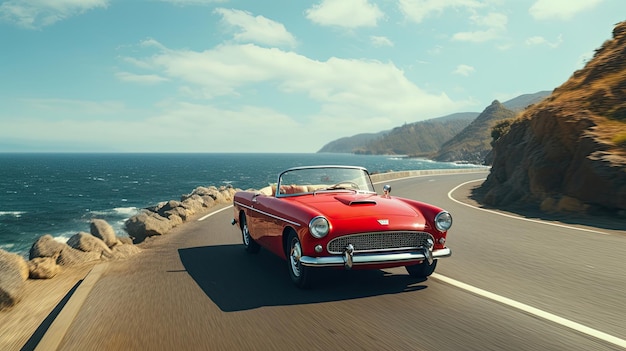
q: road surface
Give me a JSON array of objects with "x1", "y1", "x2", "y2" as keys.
[{"x1": 43, "y1": 171, "x2": 626, "y2": 350}]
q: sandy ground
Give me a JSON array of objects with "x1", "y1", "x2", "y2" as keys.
[
  {"x1": 0, "y1": 215, "x2": 201, "y2": 351},
  {"x1": 0, "y1": 263, "x2": 95, "y2": 351}
]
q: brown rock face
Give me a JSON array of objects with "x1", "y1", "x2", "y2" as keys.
[{"x1": 480, "y1": 21, "x2": 626, "y2": 214}]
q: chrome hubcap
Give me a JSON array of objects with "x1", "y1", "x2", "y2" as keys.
[
  {"x1": 290, "y1": 240, "x2": 302, "y2": 277},
  {"x1": 242, "y1": 224, "x2": 250, "y2": 246}
]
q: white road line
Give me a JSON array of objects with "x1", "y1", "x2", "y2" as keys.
[
  {"x1": 198, "y1": 205, "x2": 233, "y2": 221},
  {"x1": 447, "y1": 179, "x2": 611, "y2": 235},
  {"x1": 432, "y1": 273, "x2": 626, "y2": 349},
  {"x1": 201, "y1": 177, "x2": 624, "y2": 348}
]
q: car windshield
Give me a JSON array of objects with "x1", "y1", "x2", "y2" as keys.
[{"x1": 276, "y1": 166, "x2": 375, "y2": 196}]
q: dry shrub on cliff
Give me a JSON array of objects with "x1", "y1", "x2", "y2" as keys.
[{"x1": 480, "y1": 21, "x2": 626, "y2": 215}]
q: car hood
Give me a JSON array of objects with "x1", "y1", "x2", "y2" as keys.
[{"x1": 294, "y1": 193, "x2": 421, "y2": 219}]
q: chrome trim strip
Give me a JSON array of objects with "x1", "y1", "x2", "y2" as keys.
[
  {"x1": 299, "y1": 248, "x2": 451, "y2": 268},
  {"x1": 233, "y1": 201, "x2": 301, "y2": 227}
]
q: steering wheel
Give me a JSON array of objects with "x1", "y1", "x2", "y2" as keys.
[{"x1": 328, "y1": 181, "x2": 360, "y2": 190}]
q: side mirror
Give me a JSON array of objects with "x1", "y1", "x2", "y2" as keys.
[{"x1": 382, "y1": 184, "x2": 391, "y2": 198}]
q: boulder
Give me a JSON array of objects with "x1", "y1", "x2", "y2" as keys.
[
  {"x1": 0, "y1": 250, "x2": 28, "y2": 281},
  {"x1": 181, "y1": 195, "x2": 205, "y2": 216},
  {"x1": 164, "y1": 206, "x2": 188, "y2": 222},
  {"x1": 0, "y1": 249, "x2": 27, "y2": 310},
  {"x1": 181, "y1": 187, "x2": 210, "y2": 201},
  {"x1": 90, "y1": 219, "x2": 117, "y2": 248},
  {"x1": 110, "y1": 244, "x2": 142, "y2": 260},
  {"x1": 28, "y1": 257, "x2": 60, "y2": 279},
  {"x1": 56, "y1": 246, "x2": 102, "y2": 266},
  {"x1": 201, "y1": 195, "x2": 216, "y2": 208},
  {"x1": 29, "y1": 234, "x2": 66, "y2": 260},
  {"x1": 117, "y1": 236, "x2": 134, "y2": 245},
  {"x1": 165, "y1": 213, "x2": 184, "y2": 227},
  {"x1": 125, "y1": 211, "x2": 173, "y2": 243},
  {"x1": 155, "y1": 200, "x2": 182, "y2": 217},
  {"x1": 67, "y1": 231, "x2": 113, "y2": 256},
  {"x1": 220, "y1": 186, "x2": 237, "y2": 203}
]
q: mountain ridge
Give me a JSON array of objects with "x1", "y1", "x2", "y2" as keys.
[{"x1": 317, "y1": 91, "x2": 550, "y2": 157}]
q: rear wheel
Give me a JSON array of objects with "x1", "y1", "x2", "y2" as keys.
[
  {"x1": 287, "y1": 231, "x2": 311, "y2": 289},
  {"x1": 240, "y1": 214, "x2": 260, "y2": 254},
  {"x1": 405, "y1": 259, "x2": 437, "y2": 279}
]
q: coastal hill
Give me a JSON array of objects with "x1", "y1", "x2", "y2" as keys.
[
  {"x1": 317, "y1": 130, "x2": 389, "y2": 153},
  {"x1": 317, "y1": 112, "x2": 478, "y2": 155},
  {"x1": 433, "y1": 100, "x2": 516, "y2": 164},
  {"x1": 354, "y1": 113, "x2": 478, "y2": 156},
  {"x1": 317, "y1": 92, "x2": 549, "y2": 157},
  {"x1": 478, "y1": 21, "x2": 626, "y2": 215},
  {"x1": 433, "y1": 91, "x2": 551, "y2": 164}
]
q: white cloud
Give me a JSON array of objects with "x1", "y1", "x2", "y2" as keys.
[
  {"x1": 123, "y1": 40, "x2": 469, "y2": 118},
  {"x1": 398, "y1": 0, "x2": 484, "y2": 23},
  {"x1": 20, "y1": 98, "x2": 127, "y2": 116},
  {"x1": 452, "y1": 29, "x2": 498, "y2": 42},
  {"x1": 115, "y1": 72, "x2": 169, "y2": 84},
  {"x1": 158, "y1": 0, "x2": 228, "y2": 5},
  {"x1": 529, "y1": 0, "x2": 604, "y2": 21},
  {"x1": 453, "y1": 64, "x2": 475, "y2": 76},
  {"x1": 306, "y1": 0, "x2": 384, "y2": 28},
  {"x1": 69, "y1": 39, "x2": 477, "y2": 151},
  {"x1": 370, "y1": 35, "x2": 394, "y2": 47},
  {"x1": 525, "y1": 34, "x2": 562, "y2": 48},
  {"x1": 215, "y1": 8, "x2": 297, "y2": 48},
  {"x1": 0, "y1": 0, "x2": 108, "y2": 29},
  {"x1": 452, "y1": 12, "x2": 507, "y2": 42}
]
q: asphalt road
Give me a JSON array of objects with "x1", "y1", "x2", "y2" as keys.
[{"x1": 50, "y1": 171, "x2": 626, "y2": 350}]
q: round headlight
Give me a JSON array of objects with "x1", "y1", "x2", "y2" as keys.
[
  {"x1": 309, "y1": 216, "x2": 330, "y2": 238},
  {"x1": 434, "y1": 211, "x2": 452, "y2": 232}
]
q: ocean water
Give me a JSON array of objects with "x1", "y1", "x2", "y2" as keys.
[{"x1": 0, "y1": 153, "x2": 482, "y2": 257}]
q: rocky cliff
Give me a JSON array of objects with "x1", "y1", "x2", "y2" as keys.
[{"x1": 479, "y1": 21, "x2": 626, "y2": 215}]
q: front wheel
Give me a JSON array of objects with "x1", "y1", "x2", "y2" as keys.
[
  {"x1": 405, "y1": 259, "x2": 437, "y2": 279},
  {"x1": 287, "y1": 231, "x2": 311, "y2": 289},
  {"x1": 240, "y1": 214, "x2": 260, "y2": 254}
]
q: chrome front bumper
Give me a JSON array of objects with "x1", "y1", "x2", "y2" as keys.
[{"x1": 299, "y1": 247, "x2": 451, "y2": 269}]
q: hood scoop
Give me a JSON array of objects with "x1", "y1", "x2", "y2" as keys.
[{"x1": 334, "y1": 195, "x2": 377, "y2": 206}]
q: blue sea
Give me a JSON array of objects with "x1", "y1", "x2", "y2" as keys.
[{"x1": 0, "y1": 153, "x2": 483, "y2": 257}]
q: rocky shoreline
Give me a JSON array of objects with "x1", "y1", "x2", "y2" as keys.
[{"x1": 0, "y1": 185, "x2": 237, "y2": 312}]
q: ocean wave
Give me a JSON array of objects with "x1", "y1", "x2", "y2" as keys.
[
  {"x1": 90, "y1": 207, "x2": 139, "y2": 217},
  {"x1": 113, "y1": 207, "x2": 140, "y2": 216},
  {"x1": 52, "y1": 232, "x2": 72, "y2": 244},
  {"x1": 0, "y1": 211, "x2": 25, "y2": 217}
]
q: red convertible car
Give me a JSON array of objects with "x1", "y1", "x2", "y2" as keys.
[{"x1": 231, "y1": 165, "x2": 452, "y2": 288}]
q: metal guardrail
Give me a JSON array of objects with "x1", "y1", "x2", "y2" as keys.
[{"x1": 370, "y1": 167, "x2": 489, "y2": 183}]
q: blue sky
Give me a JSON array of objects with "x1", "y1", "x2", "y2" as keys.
[{"x1": 0, "y1": 0, "x2": 623, "y2": 153}]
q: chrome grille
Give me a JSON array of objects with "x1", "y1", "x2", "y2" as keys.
[{"x1": 327, "y1": 231, "x2": 433, "y2": 254}]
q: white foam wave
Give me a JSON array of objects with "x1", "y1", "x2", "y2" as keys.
[
  {"x1": 53, "y1": 233, "x2": 72, "y2": 244},
  {"x1": 113, "y1": 207, "x2": 139, "y2": 216},
  {"x1": 90, "y1": 207, "x2": 138, "y2": 217},
  {"x1": 0, "y1": 211, "x2": 25, "y2": 217}
]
